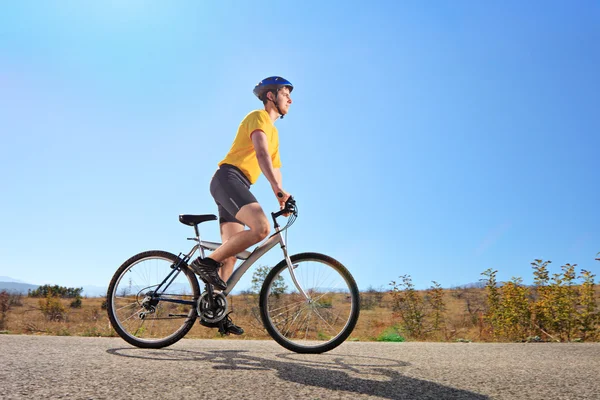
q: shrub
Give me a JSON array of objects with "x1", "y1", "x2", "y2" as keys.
[
  {"x1": 497, "y1": 277, "x2": 532, "y2": 341},
  {"x1": 483, "y1": 257, "x2": 600, "y2": 342},
  {"x1": 0, "y1": 290, "x2": 10, "y2": 330},
  {"x1": 9, "y1": 292, "x2": 23, "y2": 307},
  {"x1": 578, "y1": 269, "x2": 599, "y2": 341},
  {"x1": 57, "y1": 327, "x2": 71, "y2": 336},
  {"x1": 377, "y1": 325, "x2": 405, "y2": 342},
  {"x1": 361, "y1": 285, "x2": 386, "y2": 310},
  {"x1": 39, "y1": 294, "x2": 66, "y2": 321},
  {"x1": 251, "y1": 265, "x2": 287, "y2": 295},
  {"x1": 390, "y1": 277, "x2": 450, "y2": 340},
  {"x1": 427, "y1": 281, "x2": 446, "y2": 332},
  {"x1": 390, "y1": 275, "x2": 426, "y2": 338},
  {"x1": 70, "y1": 296, "x2": 82, "y2": 309},
  {"x1": 29, "y1": 285, "x2": 83, "y2": 298}
]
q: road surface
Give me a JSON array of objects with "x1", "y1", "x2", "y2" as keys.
[{"x1": 0, "y1": 335, "x2": 598, "y2": 399}]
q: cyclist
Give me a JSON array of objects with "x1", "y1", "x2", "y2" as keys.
[{"x1": 190, "y1": 76, "x2": 294, "y2": 335}]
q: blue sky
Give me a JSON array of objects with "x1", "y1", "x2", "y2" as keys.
[{"x1": 1, "y1": 1, "x2": 599, "y2": 294}]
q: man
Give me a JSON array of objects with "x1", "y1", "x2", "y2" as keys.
[{"x1": 190, "y1": 76, "x2": 294, "y2": 334}]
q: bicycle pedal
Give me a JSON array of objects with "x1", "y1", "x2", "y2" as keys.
[{"x1": 218, "y1": 325, "x2": 229, "y2": 336}]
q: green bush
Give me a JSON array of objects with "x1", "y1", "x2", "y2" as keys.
[{"x1": 377, "y1": 325, "x2": 405, "y2": 342}]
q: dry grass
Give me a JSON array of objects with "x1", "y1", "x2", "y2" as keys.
[
  {"x1": 1, "y1": 286, "x2": 597, "y2": 342},
  {"x1": 0, "y1": 291, "x2": 476, "y2": 342},
  {"x1": 2, "y1": 294, "x2": 384, "y2": 341}
]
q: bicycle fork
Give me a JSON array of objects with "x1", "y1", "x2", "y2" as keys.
[{"x1": 276, "y1": 228, "x2": 311, "y2": 302}]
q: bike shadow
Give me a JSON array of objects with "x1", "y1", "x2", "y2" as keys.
[{"x1": 107, "y1": 347, "x2": 489, "y2": 400}]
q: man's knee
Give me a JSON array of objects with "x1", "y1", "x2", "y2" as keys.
[
  {"x1": 236, "y1": 203, "x2": 270, "y2": 241},
  {"x1": 254, "y1": 219, "x2": 270, "y2": 241},
  {"x1": 246, "y1": 216, "x2": 269, "y2": 243}
]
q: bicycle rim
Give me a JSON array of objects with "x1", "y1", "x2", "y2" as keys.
[
  {"x1": 260, "y1": 253, "x2": 360, "y2": 353},
  {"x1": 107, "y1": 251, "x2": 199, "y2": 348}
]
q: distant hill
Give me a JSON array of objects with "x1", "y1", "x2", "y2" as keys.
[
  {"x1": 0, "y1": 276, "x2": 26, "y2": 284},
  {"x1": 0, "y1": 281, "x2": 40, "y2": 294},
  {"x1": 0, "y1": 279, "x2": 108, "y2": 297}
]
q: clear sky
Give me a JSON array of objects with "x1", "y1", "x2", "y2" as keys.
[{"x1": 1, "y1": 1, "x2": 599, "y2": 294}]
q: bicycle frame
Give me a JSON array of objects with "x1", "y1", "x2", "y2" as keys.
[
  {"x1": 150, "y1": 227, "x2": 306, "y2": 303},
  {"x1": 141, "y1": 224, "x2": 308, "y2": 324},
  {"x1": 190, "y1": 225, "x2": 309, "y2": 299},
  {"x1": 149, "y1": 200, "x2": 308, "y2": 308}
]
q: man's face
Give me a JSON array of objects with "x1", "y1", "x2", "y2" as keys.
[{"x1": 275, "y1": 87, "x2": 292, "y2": 115}]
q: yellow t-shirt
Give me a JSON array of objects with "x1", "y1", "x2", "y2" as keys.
[{"x1": 218, "y1": 110, "x2": 281, "y2": 184}]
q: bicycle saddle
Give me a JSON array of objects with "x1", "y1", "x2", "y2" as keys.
[{"x1": 179, "y1": 214, "x2": 217, "y2": 226}]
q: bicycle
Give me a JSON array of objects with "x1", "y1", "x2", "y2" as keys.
[{"x1": 106, "y1": 197, "x2": 360, "y2": 354}]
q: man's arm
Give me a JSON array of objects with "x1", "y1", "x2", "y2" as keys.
[
  {"x1": 273, "y1": 167, "x2": 283, "y2": 190},
  {"x1": 251, "y1": 130, "x2": 286, "y2": 198}
]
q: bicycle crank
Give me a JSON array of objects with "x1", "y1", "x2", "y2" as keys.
[{"x1": 196, "y1": 291, "x2": 229, "y2": 323}]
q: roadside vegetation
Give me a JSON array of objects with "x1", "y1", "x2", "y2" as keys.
[{"x1": 1, "y1": 255, "x2": 597, "y2": 342}]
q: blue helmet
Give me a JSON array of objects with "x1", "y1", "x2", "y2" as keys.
[{"x1": 253, "y1": 76, "x2": 294, "y2": 101}]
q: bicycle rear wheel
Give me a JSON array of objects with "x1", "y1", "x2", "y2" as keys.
[
  {"x1": 107, "y1": 250, "x2": 200, "y2": 348},
  {"x1": 259, "y1": 252, "x2": 360, "y2": 354}
]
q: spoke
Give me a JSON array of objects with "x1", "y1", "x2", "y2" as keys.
[
  {"x1": 148, "y1": 308, "x2": 157, "y2": 335},
  {"x1": 268, "y1": 298, "x2": 310, "y2": 315},
  {"x1": 282, "y1": 306, "x2": 308, "y2": 337},
  {"x1": 268, "y1": 300, "x2": 312, "y2": 321},
  {"x1": 114, "y1": 301, "x2": 139, "y2": 312},
  {"x1": 271, "y1": 263, "x2": 349, "y2": 341},
  {"x1": 290, "y1": 305, "x2": 313, "y2": 338},
  {"x1": 120, "y1": 307, "x2": 144, "y2": 323},
  {"x1": 303, "y1": 309, "x2": 312, "y2": 340},
  {"x1": 309, "y1": 291, "x2": 334, "y2": 304},
  {"x1": 134, "y1": 320, "x2": 146, "y2": 337},
  {"x1": 312, "y1": 307, "x2": 337, "y2": 332}
]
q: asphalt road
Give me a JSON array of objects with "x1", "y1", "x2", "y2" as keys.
[{"x1": 0, "y1": 335, "x2": 598, "y2": 399}]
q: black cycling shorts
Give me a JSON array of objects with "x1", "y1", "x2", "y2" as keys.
[{"x1": 210, "y1": 164, "x2": 257, "y2": 225}]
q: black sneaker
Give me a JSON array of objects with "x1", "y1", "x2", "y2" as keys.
[
  {"x1": 220, "y1": 315, "x2": 244, "y2": 335},
  {"x1": 199, "y1": 315, "x2": 244, "y2": 336},
  {"x1": 189, "y1": 257, "x2": 227, "y2": 290}
]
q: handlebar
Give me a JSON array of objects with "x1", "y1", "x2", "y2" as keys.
[
  {"x1": 271, "y1": 196, "x2": 298, "y2": 231},
  {"x1": 272, "y1": 196, "x2": 297, "y2": 219}
]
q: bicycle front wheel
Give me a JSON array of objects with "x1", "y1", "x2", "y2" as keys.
[
  {"x1": 107, "y1": 250, "x2": 200, "y2": 348},
  {"x1": 259, "y1": 252, "x2": 360, "y2": 354}
]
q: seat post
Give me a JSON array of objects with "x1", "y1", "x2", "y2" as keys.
[{"x1": 193, "y1": 224, "x2": 206, "y2": 259}]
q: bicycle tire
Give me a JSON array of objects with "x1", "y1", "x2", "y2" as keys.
[
  {"x1": 107, "y1": 250, "x2": 200, "y2": 348},
  {"x1": 259, "y1": 252, "x2": 360, "y2": 354}
]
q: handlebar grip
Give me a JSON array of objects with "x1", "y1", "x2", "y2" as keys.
[{"x1": 272, "y1": 196, "x2": 296, "y2": 220}]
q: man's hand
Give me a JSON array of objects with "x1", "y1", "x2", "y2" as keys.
[{"x1": 274, "y1": 188, "x2": 291, "y2": 216}]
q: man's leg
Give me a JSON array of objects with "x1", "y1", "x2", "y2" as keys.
[
  {"x1": 209, "y1": 202, "x2": 270, "y2": 265},
  {"x1": 197, "y1": 208, "x2": 267, "y2": 336},
  {"x1": 198, "y1": 222, "x2": 246, "y2": 335},
  {"x1": 217, "y1": 221, "x2": 245, "y2": 282},
  {"x1": 190, "y1": 202, "x2": 269, "y2": 290}
]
